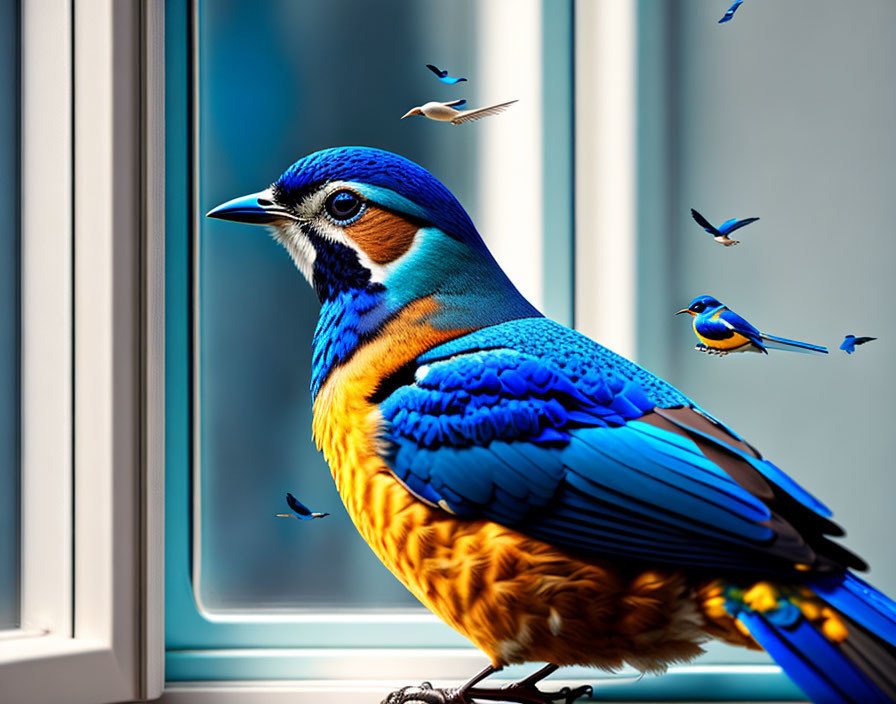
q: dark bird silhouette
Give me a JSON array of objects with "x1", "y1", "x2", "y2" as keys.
[
  {"x1": 276, "y1": 492, "x2": 330, "y2": 520},
  {"x1": 426, "y1": 64, "x2": 467, "y2": 84},
  {"x1": 719, "y1": 0, "x2": 744, "y2": 23}
]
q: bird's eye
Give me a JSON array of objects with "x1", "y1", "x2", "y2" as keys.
[
  {"x1": 692, "y1": 303, "x2": 704, "y2": 312},
  {"x1": 325, "y1": 190, "x2": 364, "y2": 224}
]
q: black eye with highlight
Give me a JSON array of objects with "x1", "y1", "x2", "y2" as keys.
[
  {"x1": 325, "y1": 190, "x2": 364, "y2": 224},
  {"x1": 692, "y1": 302, "x2": 705, "y2": 313}
]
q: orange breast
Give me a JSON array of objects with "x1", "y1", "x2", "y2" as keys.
[
  {"x1": 694, "y1": 318, "x2": 754, "y2": 351},
  {"x1": 312, "y1": 301, "x2": 721, "y2": 671}
]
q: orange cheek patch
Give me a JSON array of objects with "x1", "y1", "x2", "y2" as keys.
[{"x1": 345, "y1": 205, "x2": 420, "y2": 264}]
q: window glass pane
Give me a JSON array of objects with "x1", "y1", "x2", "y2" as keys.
[
  {"x1": 197, "y1": 0, "x2": 483, "y2": 611},
  {"x1": 0, "y1": 0, "x2": 19, "y2": 631}
]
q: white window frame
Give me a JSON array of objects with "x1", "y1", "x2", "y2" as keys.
[
  {"x1": 573, "y1": 0, "x2": 638, "y2": 359},
  {"x1": 0, "y1": 2, "x2": 164, "y2": 702}
]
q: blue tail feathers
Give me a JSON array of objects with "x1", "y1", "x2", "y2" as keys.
[
  {"x1": 760, "y1": 333, "x2": 829, "y2": 355},
  {"x1": 726, "y1": 574, "x2": 896, "y2": 703}
]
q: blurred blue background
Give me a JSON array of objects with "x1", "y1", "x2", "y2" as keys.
[{"x1": 0, "y1": 0, "x2": 19, "y2": 632}]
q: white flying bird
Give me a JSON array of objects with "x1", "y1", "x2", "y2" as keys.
[{"x1": 400, "y1": 99, "x2": 518, "y2": 125}]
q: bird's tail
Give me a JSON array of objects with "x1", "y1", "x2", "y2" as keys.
[
  {"x1": 760, "y1": 333, "x2": 829, "y2": 355},
  {"x1": 707, "y1": 572, "x2": 896, "y2": 703}
]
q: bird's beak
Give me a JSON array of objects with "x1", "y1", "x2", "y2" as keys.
[
  {"x1": 675, "y1": 309, "x2": 691, "y2": 316},
  {"x1": 400, "y1": 107, "x2": 422, "y2": 119},
  {"x1": 206, "y1": 188, "x2": 293, "y2": 225}
]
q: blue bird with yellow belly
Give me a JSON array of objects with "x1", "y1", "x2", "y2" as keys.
[
  {"x1": 678, "y1": 294, "x2": 829, "y2": 356},
  {"x1": 208, "y1": 147, "x2": 895, "y2": 704}
]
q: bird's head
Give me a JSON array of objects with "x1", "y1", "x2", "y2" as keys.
[
  {"x1": 400, "y1": 107, "x2": 423, "y2": 119},
  {"x1": 207, "y1": 146, "x2": 538, "y2": 327},
  {"x1": 676, "y1": 294, "x2": 724, "y2": 317}
]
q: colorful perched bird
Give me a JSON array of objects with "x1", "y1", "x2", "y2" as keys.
[
  {"x1": 401, "y1": 99, "x2": 517, "y2": 125},
  {"x1": 690, "y1": 208, "x2": 759, "y2": 247},
  {"x1": 839, "y1": 335, "x2": 876, "y2": 354},
  {"x1": 677, "y1": 295, "x2": 829, "y2": 356},
  {"x1": 208, "y1": 147, "x2": 895, "y2": 704},
  {"x1": 719, "y1": 0, "x2": 744, "y2": 24},
  {"x1": 276, "y1": 492, "x2": 330, "y2": 520},
  {"x1": 425, "y1": 64, "x2": 467, "y2": 84}
]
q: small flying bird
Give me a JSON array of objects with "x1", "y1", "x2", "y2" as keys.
[
  {"x1": 276, "y1": 492, "x2": 330, "y2": 520},
  {"x1": 401, "y1": 99, "x2": 518, "y2": 125},
  {"x1": 840, "y1": 334, "x2": 876, "y2": 354},
  {"x1": 719, "y1": 0, "x2": 744, "y2": 23},
  {"x1": 690, "y1": 208, "x2": 759, "y2": 246},
  {"x1": 425, "y1": 64, "x2": 467, "y2": 84},
  {"x1": 677, "y1": 295, "x2": 829, "y2": 356}
]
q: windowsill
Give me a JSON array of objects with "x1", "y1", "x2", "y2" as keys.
[{"x1": 161, "y1": 664, "x2": 806, "y2": 703}]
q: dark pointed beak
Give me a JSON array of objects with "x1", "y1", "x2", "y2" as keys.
[
  {"x1": 675, "y1": 309, "x2": 691, "y2": 316},
  {"x1": 206, "y1": 189, "x2": 294, "y2": 225}
]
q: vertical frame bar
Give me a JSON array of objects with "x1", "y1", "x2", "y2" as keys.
[
  {"x1": 475, "y1": 0, "x2": 545, "y2": 310},
  {"x1": 20, "y1": 0, "x2": 73, "y2": 637},
  {"x1": 573, "y1": 0, "x2": 637, "y2": 358},
  {"x1": 144, "y1": 0, "x2": 167, "y2": 696}
]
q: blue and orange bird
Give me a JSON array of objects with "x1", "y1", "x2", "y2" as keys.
[
  {"x1": 840, "y1": 335, "x2": 876, "y2": 354},
  {"x1": 678, "y1": 295, "x2": 829, "y2": 356},
  {"x1": 690, "y1": 208, "x2": 758, "y2": 247},
  {"x1": 208, "y1": 147, "x2": 895, "y2": 704}
]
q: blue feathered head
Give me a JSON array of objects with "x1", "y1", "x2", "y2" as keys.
[{"x1": 207, "y1": 146, "x2": 539, "y2": 325}]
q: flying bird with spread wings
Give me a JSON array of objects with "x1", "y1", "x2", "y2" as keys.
[{"x1": 401, "y1": 99, "x2": 518, "y2": 125}]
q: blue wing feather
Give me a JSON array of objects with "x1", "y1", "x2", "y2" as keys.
[
  {"x1": 716, "y1": 308, "x2": 764, "y2": 343},
  {"x1": 380, "y1": 319, "x2": 858, "y2": 574}
]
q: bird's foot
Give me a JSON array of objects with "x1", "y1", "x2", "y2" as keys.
[
  {"x1": 695, "y1": 343, "x2": 710, "y2": 353},
  {"x1": 380, "y1": 681, "x2": 592, "y2": 704},
  {"x1": 381, "y1": 681, "x2": 462, "y2": 704},
  {"x1": 496, "y1": 682, "x2": 593, "y2": 703},
  {"x1": 381, "y1": 664, "x2": 592, "y2": 704}
]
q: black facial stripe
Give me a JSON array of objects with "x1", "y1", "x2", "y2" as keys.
[{"x1": 307, "y1": 226, "x2": 372, "y2": 301}]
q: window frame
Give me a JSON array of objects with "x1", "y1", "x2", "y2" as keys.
[{"x1": 0, "y1": 1, "x2": 164, "y2": 701}]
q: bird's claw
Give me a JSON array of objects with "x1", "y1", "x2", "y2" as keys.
[
  {"x1": 381, "y1": 681, "x2": 594, "y2": 704},
  {"x1": 381, "y1": 682, "x2": 463, "y2": 704},
  {"x1": 562, "y1": 684, "x2": 593, "y2": 703},
  {"x1": 505, "y1": 683, "x2": 593, "y2": 703}
]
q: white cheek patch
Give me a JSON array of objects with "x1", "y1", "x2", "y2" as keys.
[{"x1": 269, "y1": 221, "x2": 315, "y2": 285}]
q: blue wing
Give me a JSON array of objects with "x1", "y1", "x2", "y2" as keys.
[
  {"x1": 840, "y1": 336, "x2": 856, "y2": 353},
  {"x1": 690, "y1": 208, "x2": 720, "y2": 236},
  {"x1": 286, "y1": 492, "x2": 312, "y2": 517},
  {"x1": 718, "y1": 217, "x2": 759, "y2": 235},
  {"x1": 719, "y1": 0, "x2": 744, "y2": 23},
  {"x1": 715, "y1": 308, "x2": 766, "y2": 347},
  {"x1": 378, "y1": 318, "x2": 863, "y2": 575}
]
